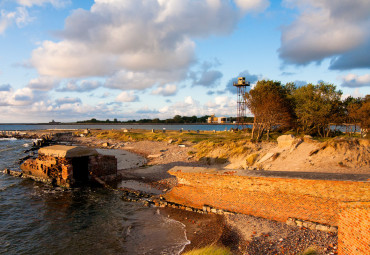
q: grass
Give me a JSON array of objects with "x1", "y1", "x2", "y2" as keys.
[
  {"x1": 300, "y1": 247, "x2": 319, "y2": 255},
  {"x1": 78, "y1": 128, "x2": 365, "y2": 162},
  {"x1": 183, "y1": 246, "x2": 232, "y2": 255}
]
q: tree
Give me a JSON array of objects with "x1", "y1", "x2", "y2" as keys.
[
  {"x1": 244, "y1": 80, "x2": 294, "y2": 141},
  {"x1": 291, "y1": 82, "x2": 342, "y2": 137},
  {"x1": 341, "y1": 96, "x2": 363, "y2": 135},
  {"x1": 173, "y1": 115, "x2": 184, "y2": 123},
  {"x1": 357, "y1": 95, "x2": 370, "y2": 137},
  {"x1": 346, "y1": 95, "x2": 370, "y2": 137}
]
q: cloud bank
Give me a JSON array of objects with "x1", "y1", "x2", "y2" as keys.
[
  {"x1": 341, "y1": 73, "x2": 370, "y2": 88},
  {"x1": 279, "y1": 0, "x2": 370, "y2": 70},
  {"x1": 31, "y1": 0, "x2": 269, "y2": 91}
]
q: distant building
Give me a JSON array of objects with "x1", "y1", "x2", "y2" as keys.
[
  {"x1": 218, "y1": 117, "x2": 230, "y2": 124},
  {"x1": 49, "y1": 120, "x2": 61, "y2": 124},
  {"x1": 207, "y1": 114, "x2": 230, "y2": 124}
]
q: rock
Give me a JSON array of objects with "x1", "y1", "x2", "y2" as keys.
[
  {"x1": 203, "y1": 205, "x2": 211, "y2": 212},
  {"x1": 257, "y1": 152, "x2": 274, "y2": 164},
  {"x1": 295, "y1": 219, "x2": 303, "y2": 227},
  {"x1": 286, "y1": 218, "x2": 296, "y2": 226},
  {"x1": 277, "y1": 134, "x2": 295, "y2": 148},
  {"x1": 167, "y1": 139, "x2": 173, "y2": 144},
  {"x1": 178, "y1": 144, "x2": 186, "y2": 148},
  {"x1": 148, "y1": 154, "x2": 162, "y2": 158},
  {"x1": 316, "y1": 224, "x2": 331, "y2": 232},
  {"x1": 102, "y1": 142, "x2": 110, "y2": 147}
]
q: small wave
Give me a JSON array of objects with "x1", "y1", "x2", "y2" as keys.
[
  {"x1": 0, "y1": 183, "x2": 17, "y2": 192},
  {"x1": 0, "y1": 138, "x2": 17, "y2": 141},
  {"x1": 0, "y1": 147, "x2": 13, "y2": 153},
  {"x1": 160, "y1": 211, "x2": 191, "y2": 255},
  {"x1": 23, "y1": 143, "x2": 30, "y2": 147}
]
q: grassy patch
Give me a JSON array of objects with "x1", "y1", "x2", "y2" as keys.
[
  {"x1": 300, "y1": 247, "x2": 318, "y2": 255},
  {"x1": 183, "y1": 246, "x2": 232, "y2": 255},
  {"x1": 246, "y1": 153, "x2": 259, "y2": 166}
]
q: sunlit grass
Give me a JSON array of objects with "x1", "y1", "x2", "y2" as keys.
[{"x1": 183, "y1": 246, "x2": 232, "y2": 255}]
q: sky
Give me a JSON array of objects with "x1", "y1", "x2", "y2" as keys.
[{"x1": 0, "y1": 0, "x2": 369, "y2": 123}]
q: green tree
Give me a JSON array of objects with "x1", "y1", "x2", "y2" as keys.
[
  {"x1": 340, "y1": 96, "x2": 363, "y2": 135},
  {"x1": 244, "y1": 80, "x2": 294, "y2": 141},
  {"x1": 173, "y1": 115, "x2": 184, "y2": 123},
  {"x1": 292, "y1": 82, "x2": 342, "y2": 137},
  {"x1": 346, "y1": 95, "x2": 370, "y2": 137}
]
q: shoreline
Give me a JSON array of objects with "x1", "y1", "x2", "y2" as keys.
[
  {"x1": 58, "y1": 132, "x2": 343, "y2": 254},
  {"x1": 4, "y1": 130, "x2": 368, "y2": 254}
]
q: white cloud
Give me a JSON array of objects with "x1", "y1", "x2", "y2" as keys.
[
  {"x1": 0, "y1": 96, "x2": 126, "y2": 123},
  {"x1": 190, "y1": 60, "x2": 223, "y2": 87},
  {"x1": 55, "y1": 97, "x2": 81, "y2": 105},
  {"x1": 341, "y1": 73, "x2": 370, "y2": 88},
  {"x1": 115, "y1": 91, "x2": 139, "y2": 103},
  {"x1": 279, "y1": 0, "x2": 370, "y2": 69},
  {"x1": 57, "y1": 80, "x2": 102, "y2": 92},
  {"x1": 16, "y1": 0, "x2": 71, "y2": 8},
  {"x1": 0, "y1": 7, "x2": 33, "y2": 34},
  {"x1": 105, "y1": 69, "x2": 187, "y2": 91},
  {"x1": 10, "y1": 87, "x2": 35, "y2": 106},
  {"x1": 0, "y1": 84, "x2": 11, "y2": 92},
  {"x1": 151, "y1": 84, "x2": 177, "y2": 96},
  {"x1": 155, "y1": 95, "x2": 238, "y2": 119},
  {"x1": 31, "y1": 40, "x2": 116, "y2": 78},
  {"x1": 0, "y1": 0, "x2": 66, "y2": 35},
  {"x1": 31, "y1": 0, "x2": 267, "y2": 90},
  {"x1": 28, "y1": 76, "x2": 60, "y2": 91},
  {"x1": 234, "y1": 0, "x2": 270, "y2": 13}
]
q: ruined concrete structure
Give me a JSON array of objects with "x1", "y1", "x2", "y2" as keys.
[{"x1": 21, "y1": 145, "x2": 117, "y2": 188}]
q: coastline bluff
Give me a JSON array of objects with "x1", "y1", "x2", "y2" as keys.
[{"x1": 20, "y1": 145, "x2": 117, "y2": 188}]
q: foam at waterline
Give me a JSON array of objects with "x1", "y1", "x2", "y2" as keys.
[{"x1": 157, "y1": 208, "x2": 191, "y2": 255}]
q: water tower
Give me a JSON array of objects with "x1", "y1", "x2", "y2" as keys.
[{"x1": 233, "y1": 77, "x2": 250, "y2": 129}]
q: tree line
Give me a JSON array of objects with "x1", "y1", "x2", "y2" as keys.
[
  {"x1": 244, "y1": 80, "x2": 369, "y2": 140},
  {"x1": 77, "y1": 115, "x2": 212, "y2": 124}
]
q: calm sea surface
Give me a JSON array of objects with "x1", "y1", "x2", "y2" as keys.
[
  {"x1": 0, "y1": 138, "x2": 189, "y2": 254},
  {"x1": 0, "y1": 124, "x2": 241, "y2": 132}
]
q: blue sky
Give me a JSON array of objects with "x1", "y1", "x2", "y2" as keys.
[{"x1": 0, "y1": 0, "x2": 369, "y2": 123}]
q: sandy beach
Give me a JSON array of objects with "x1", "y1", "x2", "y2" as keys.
[{"x1": 55, "y1": 133, "x2": 364, "y2": 254}]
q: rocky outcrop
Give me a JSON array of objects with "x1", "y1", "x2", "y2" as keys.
[{"x1": 277, "y1": 134, "x2": 296, "y2": 148}]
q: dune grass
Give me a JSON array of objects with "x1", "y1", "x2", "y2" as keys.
[
  {"x1": 300, "y1": 247, "x2": 319, "y2": 255},
  {"x1": 182, "y1": 246, "x2": 232, "y2": 255}
]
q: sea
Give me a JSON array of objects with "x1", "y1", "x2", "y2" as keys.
[
  {"x1": 0, "y1": 123, "x2": 239, "y2": 132},
  {"x1": 0, "y1": 138, "x2": 190, "y2": 254}
]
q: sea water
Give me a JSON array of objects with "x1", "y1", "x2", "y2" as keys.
[{"x1": 0, "y1": 138, "x2": 190, "y2": 254}]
